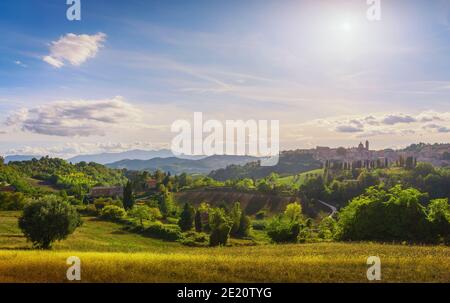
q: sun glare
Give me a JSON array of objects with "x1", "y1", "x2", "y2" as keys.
[{"x1": 340, "y1": 22, "x2": 353, "y2": 33}]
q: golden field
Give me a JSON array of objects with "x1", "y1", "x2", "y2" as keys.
[{"x1": 1, "y1": 212, "x2": 449, "y2": 283}]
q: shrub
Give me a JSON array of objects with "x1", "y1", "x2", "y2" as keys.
[
  {"x1": 255, "y1": 210, "x2": 266, "y2": 220},
  {"x1": 209, "y1": 208, "x2": 232, "y2": 246},
  {"x1": 0, "y1": 192, "x2": 27, "y2": 210},
  {"x1": 144, "y1": 222, "x2": 182, "y2": 241},
  {"x1": 81, "y1": 204, "x2": 98, "y2": 216},
  {"x1": 266, "y1": 217, "x2": 301, "y2": 243},
  {"x1": 100, "y1": 205, "x2": 127, "y2": 221},
  {"x1": 18, "y1": 195, "x2": 82, "y2": 249},
  {"x1": 128, "y1": 205, "x2": 160, "y2": 226},
  {"x1": 230, "y1": 202, "x2": 242, "y2": 236},
  {"x1": 252, "y1": 220, "x2": 267, "y2": 230},
  {"x1": 427, "y1": 198, "x2": 450, "y2": 243},
  {"x1": 237, "y1": 212, "x2": 252, "y2": 237},
  {"x1": 336, "y1": 185, "x2": 433, "y2": 243},
  {"x1": 284, "y1": 202, "x2": 302, "y2": 222},
  {"x1": 317, "y1": 216, "x2": 337, "y2": 240},
  {"x1": 181, "y1": 231, "x2": 209, "y2": 247}
]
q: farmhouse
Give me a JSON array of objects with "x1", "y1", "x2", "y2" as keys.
[
  {"x1": 0, "y1": 184, "x2": 16, "y2": 193},
  {"x1": 146, "y1": 179, "x2": 158, "y2": 190},
  {"x1": 88, "y1": 186, "x2": 123, "y2": 199}
]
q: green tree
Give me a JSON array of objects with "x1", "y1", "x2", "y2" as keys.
[
  {"x1": 237, "y1": 212, "x2": 252, "y2": 237},
  {"x1": 158, "y1": 189, "x2": 175, "y2": 217},
  {"x1": 178, "y1": 203, "x2": 195, "y2": 231},
  {"x1": 230, "y1": 202, "x2": 242, "y2": 236},
  {"x1": 209, "y1": 208, "x2": 232, "y2": 246},
  {"x1": 194, "y1": 210, "x2": 202, "y2": 232},
  {"x1": 100, "y1": 205, "x2": 127, "y2": 221},
  {"x1": 123, "y1": 181, "x2": 135, "y2": 210},
  {"x1": 427, "y1": 198, "x2": 450, "y2": 243},
  {"x1": 336, "y1": 186, "x2": 432, "y2": 243},
  {"x1": 284, "y1": 202, "x2": 302, "y2": 222},
  {"x1": 18, "y1": 195, "x2": 82, "y2": 249},
  {"x1": 266, "y1": 216, "x2": 301, "y2": 243},
  {"x1": 128, "y1": 205, "x2": 153, "y2": 226}
]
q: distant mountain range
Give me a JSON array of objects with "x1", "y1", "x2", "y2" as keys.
[
  {"x1": 106, "y1": 155, "x2": 260, "y2": 175},
  {"x1": 67, "y1": 149, "x2": 175, "y2": 164}
]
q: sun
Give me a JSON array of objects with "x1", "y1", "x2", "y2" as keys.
[{"x1": 340, "y1": 22, "x2": 353, "y2": 33}]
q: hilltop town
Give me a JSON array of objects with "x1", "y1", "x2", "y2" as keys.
[{"x1": 289, "y1": 142, "x2": 450, "y2": 167}]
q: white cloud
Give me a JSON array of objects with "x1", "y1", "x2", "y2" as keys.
[
  {"x1": 5, "y1": 96, "x2": 142, "y2": 137},
  {"x1": 43, "y1": 33, "x2": 106, "y2": 68}
]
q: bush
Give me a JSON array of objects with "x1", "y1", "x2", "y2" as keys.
[
  {"x1": 209, "y1": 208, "x2": 232, "y2": 246},
  {"x1": 318, "y1": 216, "x2": 337, "y2": 240},
  {"x1": 77, "y1": 204, "x2": 98, "y2": 216},
  {"x1": 181, "y1": 231, "x2": 209, "y2": 247},
  {"x1": 252, "y1": 220, "x2": 267, "y2": 230},
  {"x1": 100, "y1": 205, "x2": 127, "y2": 221},
  {"x1": 128, "y1": 205, "x2": 160, "y2": 226},
  {"x1": 237, "y1": 212, "x2": 252, "y2": 237},
  {"x1": 427, "y1": 198, "x2": 450, "y2": 243},
  {"x1": 336, "y1": 185, "x2": 433, "y2": 243},
  {"x1": 255, "y1": 210, "x2": 266, "y2": 220},
  {"x1": 266, "y1": 217, "x2": 301, "y2": 243},
  {"x1": 0, "y1": 192, "x2": 27, "y2": 210},
  {"x1": 144, "y1": 222, "x2": 182, "y2": 241},
  {"x1": 210, "y1": 223, "x2": 231, "y2": 246},
  {"x1": 18, "y1": 195, "x2": 82, "y2": 249}
]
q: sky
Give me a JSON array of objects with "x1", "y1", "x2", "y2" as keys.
[{"x1": 1, "y1": 0, "x2": 450, "y2": 158}]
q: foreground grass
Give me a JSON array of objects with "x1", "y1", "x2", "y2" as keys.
[
  {"x1": 0, "y1": 244, "x2": 449, "y2": 282},
  {"x1": 1, "y1": 211, "x2": 449, "y2": 282}
]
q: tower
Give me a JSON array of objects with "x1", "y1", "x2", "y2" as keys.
[{"x1": 365, "y1": 140, "x2": 369, "y2": 151}]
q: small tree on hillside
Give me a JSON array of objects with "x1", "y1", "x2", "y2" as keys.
[
  {"x1": 194, "y1": 210, "x2": 202, "y2": 232},
  {"x1": 123, "y1": 181, "x2": 135, "y2": 210},
  {"x1": 284, "y1": 202, "x2": 302, "y2": 222},
  {"x1": 230, "y1": 202, "x2": 242, "y2": 236},
  {"x1": 237, "y1": 212, "x2": 252, "y2": 237},
  {"x1": 209, "y1": 208, "x2": 232, "y2": 246},
  {"x1": 178, "y1": 203, "x2": 195, "y2": 231},
  {"x1": 128, "y1": 205, "x2": 152, "y2": 227},
  {"x1": 19, "y1": 195, "x2": 82, "y2": 249},
  {"x1": 158, "y1": 189, "x2": 175, "y2": 217}
]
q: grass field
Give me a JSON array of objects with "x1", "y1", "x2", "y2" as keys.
[
  {"x1": 278, "y1": 169, "x2": 324, "y2": 187},
  {"x1": 1, "y1": 211, "x2": 449, "y2": 283}
]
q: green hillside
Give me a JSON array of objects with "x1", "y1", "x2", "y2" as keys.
[{"x1": 0, "y1": 157, "x2": 127, "y2": 197}]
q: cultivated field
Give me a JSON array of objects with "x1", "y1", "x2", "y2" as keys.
[{"x1": 1, "y1": 211, "x2": 449, "y2": 283}]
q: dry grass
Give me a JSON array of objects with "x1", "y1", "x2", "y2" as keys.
[
  {"x1": 0, "y1": 243, "x2": 449, "y2": 283},
  {"x1": 1, "y1": 211, "x2": 449, "y2": 283}
]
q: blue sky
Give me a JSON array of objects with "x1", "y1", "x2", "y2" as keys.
[{"x1": 1, "y1": 0, "x2": 450, "y2": 157}]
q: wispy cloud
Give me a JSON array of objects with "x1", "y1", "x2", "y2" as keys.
[{"x1": 43, "y1": 33, "x2": 106, "y2": 68}]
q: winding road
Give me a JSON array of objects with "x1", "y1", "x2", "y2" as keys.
[{"x1": 318, "y1": 200, "x2": 338, "y2": 218}]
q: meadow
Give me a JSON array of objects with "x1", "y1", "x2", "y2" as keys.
[{"x1": 1, "y1": 211, "x2": 449, "y2": 283}]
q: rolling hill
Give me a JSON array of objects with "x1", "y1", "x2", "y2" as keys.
[
  {"x1": 67, "y1": 149, "x2": 202, "y2": 164},
  {"x1": 106, "y1": 155, "x2": 259, "y2": 174}
]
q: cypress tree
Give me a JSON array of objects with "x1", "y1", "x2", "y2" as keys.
[{"x1": 123, "y1": 181, "x2": 135, "y2": 210}]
